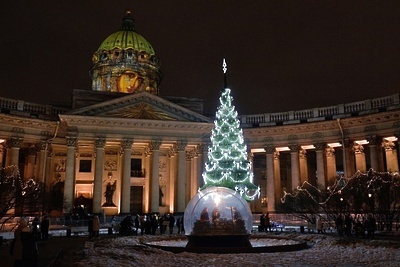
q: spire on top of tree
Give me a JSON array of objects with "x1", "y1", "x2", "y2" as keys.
[{"x1": 200, "y1": 59, "x2": 260, "y2": 201}]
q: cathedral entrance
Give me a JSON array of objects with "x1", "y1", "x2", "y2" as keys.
[{"x1": 130, "y1": 186, "x2": 143, "y2": 214}]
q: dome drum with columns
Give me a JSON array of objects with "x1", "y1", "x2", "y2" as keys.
[{"x1": 0, "y1": 11, "x2": 399, "y2": 218}]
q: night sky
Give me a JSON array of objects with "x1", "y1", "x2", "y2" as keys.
[{"x1": 1, "y1": 1, "x2": 400, "y2": 115}]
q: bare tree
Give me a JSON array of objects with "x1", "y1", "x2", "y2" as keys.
[
  {"x1": 0, "y1": 166, "x2": 45, "y2": 230},
  {"x1": 279, "y1": 169, "x2": 400, "y2": 231}
]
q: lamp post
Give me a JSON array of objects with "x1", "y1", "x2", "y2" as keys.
[{"x1": 368, "y1": 192, "x2": 374, "y2": 214}]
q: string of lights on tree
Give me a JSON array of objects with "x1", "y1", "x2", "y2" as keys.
[
  {"x1": 201, "y1": 60, "x2": 260, "y2": 201},
  {"x1": 281, "y1": 168, "x2": 400, "y2": 206},
  {"x1": 1, "y1": 165, "x2": 43, "y2": 200},
  {"x1": 1, "y1": 165, "x2": 24, "y2": 190}
]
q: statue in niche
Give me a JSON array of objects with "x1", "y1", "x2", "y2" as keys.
[{"x1": 102, "y1": 180, "x2": 117, "y2": 207}]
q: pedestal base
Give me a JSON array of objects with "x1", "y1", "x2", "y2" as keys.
[
  {"x1": 102, "y1": 206, "x2": 118, "y2": 216},
  {"x1": 186, "y1": 234, "x2": 252, "y2": 248}
]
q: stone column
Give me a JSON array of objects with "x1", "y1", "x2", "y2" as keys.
[
  {"x1": 367, "y1": 135, "x2": 380, "y2": 171},
  {"x1": 264, "y1": 146, "x2": 275, "y2": 212},
  {"x1": 36, "y1": 141, "x2": 47, "y2": 182},
  {"x1": 64, "y1": 137, "x2": 77, "y2": 213},
  {"x1": 0, "y1": 142, "x2": 5, "y2": 168},
  {"x1": 196, "y1": 144, "x2": 207, "y2": 194},
  {"x1": 353, "y1": 142, "x2": 366, "y2": 172},
  {"x1": 299, "y1": 148, "x2": 308, "y2": 184},
  {"x1": 325, "y1": 146, "x2": 337, "y2": 184},
  {"x1": 93, "y1": 138, "x2": 106, "y2": 214},
  {"x1": 191, "y1": 148, "x2": 200, "y2": 198},
  {"x1": 25, "y1": 146, "x2": 37, "y2": 179},
  {"x1": 199, "y1": 143, "x2": 208, "y2": 188},
  {"x1": 289, "y1": 144, "x2": 300, "y2": 191},
  {"x1": 382, "y1": 140, "x2": 399, "y2": 172},
  {"x1": 343, "y1": 139, "x2": 355, "y2": 177},
  {"x1": 185, "y1": 152, "x2": 192, "y2": 204},
  {"x1": 6, "y1": 137, "x2": 23, "y2": 167},
  {"x1": 143, "y1": 148, "x2": 151, "y2": 213},
  {"x1": 120, "y1": 139, "x2": 133, "y2": 214},
  {"x1": 168, "y1": 149, "x2": 177, "y2": 213},
  {"x1": 45, "y1": 147, "x2": 53, "y2": 192},
  {"x1": 149, "y1": 140, "x2": 161, "y2": 213},
  {"x1": 176, "y1": 141, "x2": 187, "y2": 213},
  {"x1": 273, "y1": 151, "x2": 282, "y2": 201},
  {"x1": 314, "y1": 143, "x2": 326, "y2": 189}
]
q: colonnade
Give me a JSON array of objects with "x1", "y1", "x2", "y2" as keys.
[
  {"x1": 1, "y1": 134, "x2": 398, "y2": 215},
  {"x1": 263, "y1": 136, "x2": 399, "y2": 212},
  {"x1": 0, "y1": 137, "x2": 208, "y2": 215}
]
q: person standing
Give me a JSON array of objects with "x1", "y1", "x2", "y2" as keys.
[
  {"x1": 40, "y1": 216, "x2": 50, "y2": 240},
  {"x1": 88, "y1": 216, "x2": 94, "y2": 239},
  {"x1": 176, "y1": 217, "x2": 181, "y2": 234},
  {"x1": 180, "y1": 216, "x2": 185, "y2": 234},
  {"x1": 259, "y1": 214, "x2": 265, "y2": 232},
  {"x1": 316, "y1": 217, "x2": 323, "y2": 234},
  {"x1": 92, "y1": 215, "x2": 100, "y2": 238},
  {"x1": 31, "y1": 217, "x2": 40, "y2": 241},
  {"x1": 151, "y1": 215, "x2": 158, "y2": 235},
  {"x1": 336, "y1": 214, "x2": 344, "y2": 236},
  {"x1": 265, "y1": 213, "x2": 272, "y2": 232},
  {"x1": 169, "y1": 214, "x2": 175, "y2": 234},
  {"x1": 134, "y1": 214, "x2": 140, "y2": 233},
  {"x1": 344, "y1": 214, "x2": 353, "y2": 237},
  {"x1": 365, "y1": 214, "x2": 376, "y2": 239},
  {"x1": 12, "y1": 219, "x2": 38, "y2": 267},
  {"x1": 176, "y1": 216, "x2": 184, "y2": 234}
]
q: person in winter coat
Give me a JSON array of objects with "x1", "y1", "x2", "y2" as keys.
[
  {"x1": 88, "y1": 216, "x2": 94, "y2": 239},
  {"x1": 12, "y1": 219, "x2": 38, "y2": 267},
  {"x1": 169, "y1": 214, "x2": 175, "y2": 234},
  {"x1": 92, "y1": 215, "x2": 100, "y2": 238},
  {"x1": 316, "y1": 217, "x2": 324, "y2": 234},
  {"x1": 40, "y1": 216, "x2": 50, "y2": 240}
]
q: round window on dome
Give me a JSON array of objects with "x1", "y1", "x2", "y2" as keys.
[{"x1": 100, "y1": 53, "x2": 108, "y2": 61}]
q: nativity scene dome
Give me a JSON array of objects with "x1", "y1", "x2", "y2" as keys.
[{"x1": 89, "y1": 10, "x2": 163, "y2": 95}]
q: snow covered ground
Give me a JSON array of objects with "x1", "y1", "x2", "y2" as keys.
[{"x1": 57, "y1": 233, "x2": 400, "y2": 267}]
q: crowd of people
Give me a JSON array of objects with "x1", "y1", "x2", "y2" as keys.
[
  {"x1": 9, "y1": 211, "x2": 379, "y2": 266},
  {"x1": 335, "y1": 213, "x2": 377, "y2": 238},
  {"x1": 117, "y1": 213, "x2": 184, "y2": 236},
  {"x1": 9, "y1": 213, "x2": 186, "y2": 266}
]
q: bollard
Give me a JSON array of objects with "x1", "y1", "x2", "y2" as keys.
[
  {"x1": 66, "y1": 228, "x2": 71, "y2": 237},
  {"x1": 300, "y1": 226, "x2": 304, "y2": 233},
  {"x1": 108, "y1": 227, "x2": 113, "y2": 235}
]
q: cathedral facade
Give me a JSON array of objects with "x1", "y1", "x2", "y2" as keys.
[{"x1": 0, "y1": 12, "x2": 399, "y2": 216}]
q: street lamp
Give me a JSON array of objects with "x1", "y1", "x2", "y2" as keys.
[{"x1": 368, "y1": 191, "x2": 374, "y2": 214}]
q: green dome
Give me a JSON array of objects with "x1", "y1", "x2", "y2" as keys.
[
  {"x1": 97, "y1": 31, "x2": 155, "y2": 55},
  {"x1": 96, "y1": 11, "x2": 155, "y2": 55}
]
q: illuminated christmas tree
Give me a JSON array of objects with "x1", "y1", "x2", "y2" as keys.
[{"x1": 201, "y1": 63, "x2": 260, "y2": 201}]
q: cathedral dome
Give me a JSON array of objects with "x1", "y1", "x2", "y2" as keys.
[
  {"x1": 97, "y1": 31, "x2": 155, "y2": 56},
  {"x1": 95, "y1": 11, "x2": 155, "y2": 56},
  {"x1": 90, "y1": 11, "x2": 162, "y2": 95}
]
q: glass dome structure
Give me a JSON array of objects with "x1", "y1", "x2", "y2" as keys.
[{"x1": 184, "y1": 186, "x2": 253, "y2": 236}]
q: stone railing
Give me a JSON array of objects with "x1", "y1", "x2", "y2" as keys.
[
  {"x1": 0, "y1": 97, "x2": 69, "y2": 117},
  {"x1": 240, "y1": 93, "x2": 400, "y2": 127}
]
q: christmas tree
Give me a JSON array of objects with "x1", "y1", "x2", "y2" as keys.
[{"x1": 201, "y1": 86, "x2": 260, "y2": 201}]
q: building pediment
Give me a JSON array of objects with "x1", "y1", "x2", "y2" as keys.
[{"x1": 67, "y1": 91, "x2": 212, "y2": 123}]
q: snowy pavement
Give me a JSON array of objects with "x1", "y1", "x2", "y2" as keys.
[{"x1": 53, "y1": 233, "x2": 400, "y2": 267}]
